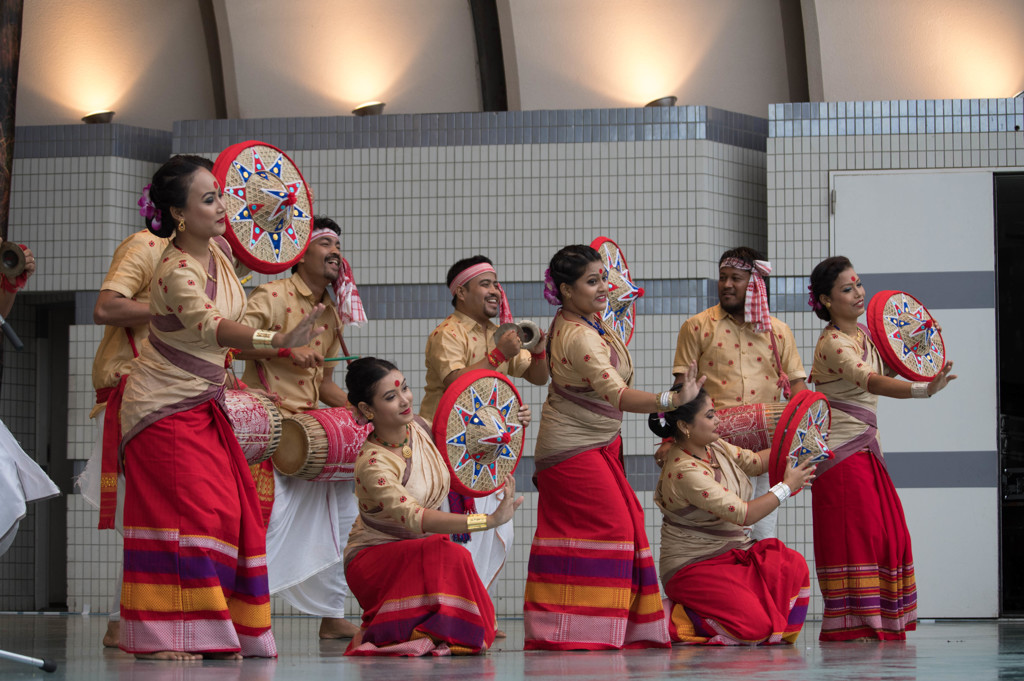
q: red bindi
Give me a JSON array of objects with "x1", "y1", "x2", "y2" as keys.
[
  {"x1": 850, "y1": 275, "x2": 856, "y2": 281},
  {"x1": 394, "y1": 380, "x2": 400, "y2": 387}
]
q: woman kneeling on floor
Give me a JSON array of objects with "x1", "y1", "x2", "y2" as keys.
[
  {"x1": 651, "y1": 387, "x2": 815, "y2": 645},
  {"x1": 342, "y1": 357, "x2": 522, "y2": 656}
]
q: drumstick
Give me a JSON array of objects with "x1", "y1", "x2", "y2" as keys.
[{"x1": 324, "y1": 355, "x2": 359, "y2": 362}]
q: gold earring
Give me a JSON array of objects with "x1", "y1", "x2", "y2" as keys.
[
  {"x1": 824, "y1": 301, "x2": 831, "y2": 309},
  {"x1": 177, "y1": 217, "x2": 186, "y2": 232},
  {"x1": 366, "y1": 412, "x2": 374, "y2": 421},
  {"x1": 682, "y1": 428, "x2": 690, "y2": 439}
]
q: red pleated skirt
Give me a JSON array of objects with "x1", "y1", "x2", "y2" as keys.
[
  {"x1": 120, "y1": 402, "x2": 276, "y2": 656},
  {"x1": 524, "y1": 437, "x2": 670, "y2": 650},
  {"x1": 345, "y1": 533, "x2": 495, "y2": 656},
  {"x1": 813, "y1": 451, "x2": 917, "y2": 641},
  {"x1": 663, "y1": 538, "x2": 810, "y2": 645}
]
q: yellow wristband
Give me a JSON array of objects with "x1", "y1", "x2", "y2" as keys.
[
  {"x1": 252, "y1": 329, "x2": 277, "y2": 349},
  {"x1": 466, "y1": 513, "x2": 488, "y2": 532}
]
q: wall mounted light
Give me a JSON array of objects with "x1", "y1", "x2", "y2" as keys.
[
  {"x1": 352, "y1": 101, "x2": 386, "y2": 116},
  {"x1": 81, "y1": 110, "x2": 115, "y2": 124},
  {"x1": 644, "y1": 96, "x2": 677, "y2": 108}
]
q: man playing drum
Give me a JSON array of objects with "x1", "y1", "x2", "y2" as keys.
[
  {"x1": 420, "y1": 256, "x2": 547, "y2": 628},
  {"x1": 239, "y1": 216, "x2": 363, "y2": 639},
  {"x1": 668, "y1": 247, "x2": 806, "y2": 541},
  {"x1": 78, "y1": 228, "x2": 168, "y2": 648}
]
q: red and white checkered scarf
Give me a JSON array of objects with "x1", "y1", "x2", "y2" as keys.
[
  {"x1": 310, "y1": 227, "x2": 367, "y2": 327},
  {"x1": 720, "y1": 256, "x2": 791, "y2": 398},
  {"x1": 721, "y1": 257, "x2": 772, "y2": 333}
]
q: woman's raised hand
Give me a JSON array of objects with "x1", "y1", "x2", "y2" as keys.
[
  {"x1": 277, "y1": 303, "x2": 329, "y2": 348},
  {"x1": 927, "y1": 361, "x2": 956, "y2": 396},
  {"x1": 489, "y1": 474, "x2": 524, "y2": 527},
  {"x1": 783, "y1": 457, "x2": 816, "y2": 493},
  {"x1": 672, "y1": 360, "x2": 707, "y2": 407}
]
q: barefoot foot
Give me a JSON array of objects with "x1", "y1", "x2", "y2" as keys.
[
  {"x1": 134, "y1": 651, "x2": 202, "y2": 661},
  {"x1": 319, "y1": 617, "x2": 360, "y2": 639},
  {"x1": 103, "y1": 621, "x2": 120, "y2": 648},
  {"x1": 494, "y1": 628, "x2": 507, "y2": 639}
]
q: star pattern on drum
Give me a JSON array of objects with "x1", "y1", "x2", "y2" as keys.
[
  {"x1": 883, "y1": 294, "x2": 941, "y2": 372},
  {"x1": 597, "y1": 241, "x2": 642, "y2": 343},
  {"x1": 225, "y1": 149, "x2": 310, "y2": 262},
  {"x1": 788, "y1": 399, "x2": 833, "y2": 468},
  {"x1": 446, "y1": 379, "x2": 521, "y2": 489}
]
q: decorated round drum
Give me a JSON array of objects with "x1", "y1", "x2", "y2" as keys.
[
  {"x1": 212, "y1": 140, "x2": 314, "y2": 274},
  {"x1": 768, "y1": 391, "x2": 834, "y2": 497},
  {"x1": 223, "y1": 390, "x2": 282, "y2": 464},
  {"x1": 274, "y1": 407, "x2": 373, "y2": 481},
  {"x1": 867, "y1": 289, "x2": 946, "y2": 382},
  {"x1": 715, "y1": 401, "x2": 786, "y2": 453},
  {"x1": 591, "y1": 236, "x2": 644, "y2": 346},
  {"x1": 432, "y1": 370, "x2": 525, "y2": 497}
]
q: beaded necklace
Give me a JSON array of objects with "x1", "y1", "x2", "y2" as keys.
[{"x1": 371, "y1": 425, "x2": 412, "y2": 459}]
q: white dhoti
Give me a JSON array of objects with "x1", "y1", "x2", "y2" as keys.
[
  {"x1": 748, "y1": 470, "x2": 778, "y2": 541},
  {"x1": 0, "y1": 419, "x2": 60, "y2": 556},
  {"x1": 266, "y1": 472, "x2": 359, "y2": 618},
  {"x1": 441, "y1": 491, "x2": 512, "y2": 589},
  {"x1": 75, "y1": 408, "x2": 125, "y2": 619}
]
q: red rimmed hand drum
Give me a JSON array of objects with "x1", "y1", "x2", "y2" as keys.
[
  {"x1": 432, "y1": 370, "x2": 525, "y2": 498},
  {"x1": 867, "y1": 289, "x2": 947, "y2": 382},
  {"x1": 768, "y1": 391, "x2": 834, "y2": 497},
  {"x1": 273, "y1": 407, "x2": 374, "y2": 481},
  {"x1": 714, "y1": 402, "x2": 787, "y2": 452},
  {"x1": 223, "y1": 390, "x2": 283, "y2": 464},
  {"x1": 212, "y1": 140, "x2": 314, "y2": 274},
  {"x1": 591, "y1": 236, "x2": 644, "y2": 345}
]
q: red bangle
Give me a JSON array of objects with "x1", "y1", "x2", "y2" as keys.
[
  {"x1": 277, "y1": 347, "x2": 292, "y2": 358},
  {"x1": 487, "y1": 347, "x2": 506, "y2": 367},
  {"x1": 531, "y1": 350, "x2": 547, "y2": 360}
]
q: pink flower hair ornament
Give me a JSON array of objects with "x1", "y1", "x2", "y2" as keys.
[
  {"x1": 138, "y1": 183, "x2": 161, "y2": 233},
  {"x1": 543, "y1": 268, "x2": 561, "y2": 306}
]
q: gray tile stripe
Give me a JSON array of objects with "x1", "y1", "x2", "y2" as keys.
[
  {"x1": 771, "y1": 272, "x2": 994, "y2": 313},
  {"x1": 13, "y1": 124, "x2": 172, "y2": 162},
  {"x1": 357, "y1": 278, "x2": 716, "y2": 321},
  {"x1": 769, "y1": 98, "x2": 1023, "y2": 138},
  {"x1": 884, "y1": 450, "x2": 997, "y2": 488},
  {"x1": 171, "y1": 105, "x2": 766, "y2": 155},
  {"x1": 513, "y1": 448, "x2": 996, "y2": 494},
  {"x1": 73, "y1": 443, "x2": 994, "y2": 493}
]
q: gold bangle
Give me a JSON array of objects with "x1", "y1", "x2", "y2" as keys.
[
  {"x1": 466, "y1": 513, "x2": 489, "y2": 532},
  {"x1": 252, "y1": 329, "x2": 277, "y2": 349}
]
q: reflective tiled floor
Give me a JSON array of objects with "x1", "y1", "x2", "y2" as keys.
[{"x1": 1, "y1": 615, "x2": 1022, "y2": 680}]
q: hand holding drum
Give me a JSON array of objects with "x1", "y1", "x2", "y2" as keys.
[{"x1": 495, "y1": 320, "x2": 543, "y2": 354}]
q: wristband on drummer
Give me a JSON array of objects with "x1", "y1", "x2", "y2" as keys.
[
  {"x1": 252, "y1": 329, "x2": 277, "y2": 349},
  {"x1": 277, "y1": 347, "x2": 292, "y2": 358},
  {"x1": 658, "y1": 391, "x2": 674, "y2": 409},
  {"x1": 910, "y1": 381, "x2": 930, "y2": 399},
  {"x1": 531, "y1": 349, "x2": 547, "y2": 361},
  {"x1": 769, "y1": 482, "x2": 791, "y2": 504},
  {"x1": 487, "y1": 347, "x2": 506, "y2": 368},
  {"x1": 466, "y1": 513, "x2": 489, "y2": 532}
]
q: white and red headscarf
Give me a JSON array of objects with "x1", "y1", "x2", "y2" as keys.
[
  {"x1": 449, "y1": 262, "x2": 513, "y2": 325},
  {"x1": 721, "y1": 256, "x2": 791, "y2": 399},
  {"x1": 720, "y1": 257, "x2": 773, "y2": 333},
  {"x1": 310, "y1": 226, "x2": 367, "y2": 327}
]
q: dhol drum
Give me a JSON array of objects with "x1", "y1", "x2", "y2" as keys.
[
  {"x1": 768, "y1": 390, "x2": 834, "y2": 497},
  {"x1": 867, "y1": 289, "x2": 947, "y2": 382},
  {"x1": 223, "y1": 390, "x2": 283, "y2": 464},
  {"x1": 432, "y1": 369, "x2": 525, "y2": 497},
  {"x1": 714, "y1": 402, "x2": 787, "y2": 452},
  {"x1": 273, "y1": 407, "x2": 374, "y2": 481}
]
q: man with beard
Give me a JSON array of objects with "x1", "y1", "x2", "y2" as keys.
[
  {"x1": 240, "y1": 216, "x2": 364, "y2": 639},
  {"x1": 420, "y1": 256, "x2": 546, "y2": 631},
  {"x1": 668, "y1": 247, "x2": 806, "y2": 541}
]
